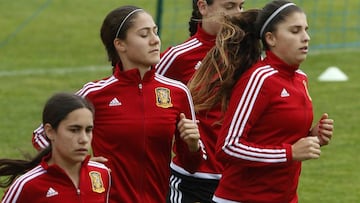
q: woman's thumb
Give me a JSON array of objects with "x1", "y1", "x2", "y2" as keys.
[
  {"x1": 179, "y1": 113, "x2": 186, "y2": 119},
  {"x1": 319, "y1": 113, "x2": 328, "y2": 121}
]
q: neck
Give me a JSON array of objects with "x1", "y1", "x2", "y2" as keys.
[
  {"x1": 48, "y1": 156, "x2": 82, "y2": 188},
  {"x1": 121, "y1": 60, "x2": 151, "y2": 79},
  {"x1": 137, "y1": 66, "x2": 151, "y2": 79},
  {"x1": 201, "y1": 17, "x2": 221, "y2": 36}
]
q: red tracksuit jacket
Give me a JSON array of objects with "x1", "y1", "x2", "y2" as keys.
[
  {"x1": 2, "y1": 156, "x2": 111, "y2": 203},
  {"x1": 32, "y1": 65, "x2": 202, "y2": 202},
  {"x1": 156, "y1": 25, "x2": 223, "y2": 180},
  {"x1": 214, "y1": 51, "x2": 314, "y2": 203},
  {"x1": 156, "y1": 24, "x2": 215, "y2": 85}
]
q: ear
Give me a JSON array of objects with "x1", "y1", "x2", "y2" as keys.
[
  {"x1": 197, "y1": 0, "x2": 208, "y2": 16},
  {"x1": 265, "y1": 32, "x2": 276, "y2": 47},
  {"x1": 113, "y1": 38, "x2": 126, "y2": 52},
  {"x1": 44, "y1": 123, "x2": 55, "y2": 141}
]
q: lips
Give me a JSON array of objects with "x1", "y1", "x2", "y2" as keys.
[
  {"x1": 300, "y1": 46, "x2": 308, "y2": 53},
  {"x1": 149, "y1": 49, "x2": 159, "y2": 54},
  {"x1": 76, "y1": 148, "x2": 88, "y2": 153}
]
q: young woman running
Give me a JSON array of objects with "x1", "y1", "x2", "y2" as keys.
[{"x1": 32, "y1": 5, "x2": 202, "y2": 203}]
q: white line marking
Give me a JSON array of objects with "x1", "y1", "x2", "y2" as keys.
[{"x1": 0, "y1": 65, "x2": 111, "y2": 77}]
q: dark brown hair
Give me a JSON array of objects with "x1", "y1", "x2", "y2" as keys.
[
  {"x1": 189, "y1": 0, "x2": 214, "y2": 36},
  {"x1": 255, "y1": 0, "x2": 303, "y2": 50},
  {"x1": 100, "y1": 5, "x2": 145, "y2": 67},
  {"x1": 0, "y1": 93, "x2": 94, "y2": 188}
]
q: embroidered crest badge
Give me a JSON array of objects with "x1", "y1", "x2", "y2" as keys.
[
  {"x1": 155, "y1": 87, "x2": 173, "y2": 108},
  {"x1": 89, "y1": 171, "x2": 105, "y2": 193}
]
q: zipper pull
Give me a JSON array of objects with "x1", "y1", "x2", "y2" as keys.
[{"x1": 138, "y1": 83, "x2": 143, "y2": 94}]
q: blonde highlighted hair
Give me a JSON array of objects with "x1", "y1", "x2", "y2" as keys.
[{"x1": 188, "y1": 9, "x2": 262, "y2": 113}]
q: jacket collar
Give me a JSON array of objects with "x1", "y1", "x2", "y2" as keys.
[
  {"x1": 41, "y1": 153, "x2": 91, "y2": 174},
  {"x1": 193, "y1": 23, "x2": 216, "y2": 43},
  {"x1": 113, "y1": 63, "x2": 155, "y2": 83},
  {"x1": 263, "y1": 51, "x2": 299, "y2": 77}
]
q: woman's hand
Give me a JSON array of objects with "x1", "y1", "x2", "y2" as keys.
[
  {"x1": 177, "y1": 113, "x2": 200, "y2": 152},
  {"x1": 90, "y1": 156, "x2": 108, "y2": 163},
  {"x1": 310, "y1": 113, "x2": 334, "y2": 146},
  {"x1": 292, "y1": 136, "x2": 321, "y2": 161}
]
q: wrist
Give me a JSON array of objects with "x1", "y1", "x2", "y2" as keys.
[
  {"x1": 188, "y1": 142, "x2": 200, "y2": 152},
  {"x1": 309, "y1": 126, "x2": 318, "y2": 137}
]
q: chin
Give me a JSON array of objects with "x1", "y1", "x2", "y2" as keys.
[
  {"x1": 73, "y1": 154, "x2": 87, "y2": 161},
  {"x1": 150, "y1": 59, "x2": 160, "y2": 65},
  {"x1": 297, "y1": 56, "x2": 307, "y2": 64}
]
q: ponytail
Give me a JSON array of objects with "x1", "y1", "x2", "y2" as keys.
[
  {"x1": 0, "y1": 147, "x2": 51, "y2": 188},
  {"x1": 189, "y1": 9, "x2": 261, "y2": 113}
]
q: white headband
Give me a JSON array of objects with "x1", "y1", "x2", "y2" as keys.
[
  {"x1": 115, "y1": 9, "x2": 143, "y2": 38},
  {"x1": 260, "y1": 3, "x2": 295, "y2": 38}
]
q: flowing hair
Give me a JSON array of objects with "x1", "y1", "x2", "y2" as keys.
[{"x1": 188, "y1": 9, "x2": 262, "y2": 113}]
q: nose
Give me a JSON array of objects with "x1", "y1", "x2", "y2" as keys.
[
  {"x1": 151, "y1": 34, "x2": 160, "y2": 45},
  {"x1": 78, "y1": 130, "x2": 92, "y2": 144},
  {"x1": 303, "y1": 31, "x2": 310, "y2": 42}
]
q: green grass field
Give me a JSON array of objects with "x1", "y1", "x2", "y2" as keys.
[{"x1": 0, "y1": 0, "x2": 359, "y2": 201}]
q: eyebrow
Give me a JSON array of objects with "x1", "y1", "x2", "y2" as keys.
[
  {"x1": 137, "y1": 25, "x2": 158, "y2": 32},
  {"x1": 290, "y1": 25, "x2": 309, "y2": 30},
  {"x1": 139, "y1": 25, "x2": 158, "y2": 30},
  {"x1": 68, "y1": 124, "x2": 82, "y2": 128}
]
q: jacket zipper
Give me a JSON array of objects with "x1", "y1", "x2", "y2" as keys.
[
  {"x1": 138, "y1": 83, "x2": 143, "y2": 95},
  {"x1": 138, "y1": 81, "x2": 145, "y2": 196},
  {"x1": 76, "y1": 188, "x2": 81, "y2": 202}
]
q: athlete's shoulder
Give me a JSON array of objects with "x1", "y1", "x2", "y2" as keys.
[
  {"x1": 3, "y1": 165, "x2": 46, "y2": 198},
  {"x1": 76, "y1": 75, "x2": 118, "y2": 97},
  {"x1": 295, "y1": 69, "x2": 308, "y2": 77},
  {"x1": 156, "y1": 37, "x2": 203, "y2": 68},
  {"x1": 248, "y1": 64, "x2": 279, "y2": 80},
  {"x1": 164, "y1": 37, "x2": 203, "y2": 55},
  {"x1": 233, "y1": 64, "x2": 279, "y2": 93},
  {"x1": 154, "y1": 73, "x2": 189, "y2": 92},
  {"x1": 14, "y1": 165, "x2": 46, "y2": 183},
  {"x1": 88, "y1": 160, "x2": 111, "y2": 172}
]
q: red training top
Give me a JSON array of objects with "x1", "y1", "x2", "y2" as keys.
[
  {"x1": 2, "y1": 155, "x2": 111, "y2": 203},
  {"x1": 156, "y1": 25, "x2": 223, "y2": 180},
  {"x1": 32, "y1": 65, "x2": 202, "y2": 202},
  {"x1": 214, "y1": 51, "x2": 313, "y2": 203}
]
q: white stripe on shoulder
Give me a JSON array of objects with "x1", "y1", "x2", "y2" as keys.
[
  {"x1": 76, "y1": 76, "x2": 118, "y2": 97},
  {"x1": 296, "y1": 69, "x2": 307, "y2": 76},
  {"x1": 88, "y1": 161, "x2": 110, "y2": 170},
  {"x1": 33, "y1": 124, "x2": 50, "y2": 149},
  {"x1": 154, "y1": 74, "x2": 196, "y2": 121},
  {"x1": 222, "y1": 65, "x2": 287, "y2": 163},
  {"x1": 155, "y1": 73, "x2": 188, "y2": 89},
  {"x1": 156, "y1": 38, "x2": 202, "y2": 75},
  {"x1": 34, "y1": 133, "x2": 49, "y2": 149},
  {"x1": 2, "y1": 166, "x2": 46, "y2": 203}
]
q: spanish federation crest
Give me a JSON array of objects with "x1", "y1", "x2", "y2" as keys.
[
  {"x1": 89, "y1": 171, "x2": 105, "y2": 193},
  {"x1": 155, "y1": 87, "x2": 173, "y2": 108}
]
